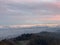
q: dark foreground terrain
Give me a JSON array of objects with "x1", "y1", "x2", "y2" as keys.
[{"x1": 0, "y1": 31, "x2": 60, "y2": 45}]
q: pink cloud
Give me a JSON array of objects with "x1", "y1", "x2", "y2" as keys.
[
  {"x1": 31, "y1": 15, "x2": 60, "y2": 21},
  {"x1": 12, "y1": 15, "x2": 60, "y2": 21},
  {"x1": 52, "y1": 2, "x2": 60, "y2": 8}
]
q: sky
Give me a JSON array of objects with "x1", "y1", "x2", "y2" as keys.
[{"x1": 0, "y1": 0, "x2": 60, "y2": 26}]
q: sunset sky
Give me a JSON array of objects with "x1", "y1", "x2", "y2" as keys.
[{"x1": 0, "y1": 0, "x2": 60, "y2": 26}]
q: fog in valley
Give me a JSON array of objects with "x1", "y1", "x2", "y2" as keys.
[{"x1": 0, "y1": 26, "x2": 60, "y2": 41}]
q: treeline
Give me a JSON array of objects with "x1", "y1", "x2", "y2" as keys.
[
  {"x1": 0, "y1": 31, "x2": 60, "y2": 45},
  {"x1": 13, "y1": 33, "x2": 33, "y2": 41},
  {"x1": 27, "y1": 35, "x2": 60, "y2": 45}
]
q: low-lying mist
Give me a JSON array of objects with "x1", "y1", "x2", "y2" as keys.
[{"x1": 0, "y1": 26, "x2": 60, "y2": 41}]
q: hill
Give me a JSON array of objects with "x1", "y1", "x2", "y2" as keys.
[{"x1": 0, "y1": 31, "x2": 60, "y2": 45}]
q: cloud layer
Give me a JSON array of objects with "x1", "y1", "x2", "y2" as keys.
[{"x1": 0, "y1": 0, "x2": 60, "y2": 25}]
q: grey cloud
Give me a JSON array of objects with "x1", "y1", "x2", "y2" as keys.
[
  {"x1": 57, "y1": 0, "x2": 60, "y2": 2},
  {"x1": 2, "y1": 3, "x2": 60, "y2": 15},
  {"x1": 0, "y1": 0, "x2": 60, "y2": 25},
  {"x1": 0, "y1": 0, "x2": 60, "y2": 17},
  {"x1": 0, "y1": 0, "x2": 60, "y2": 16}
]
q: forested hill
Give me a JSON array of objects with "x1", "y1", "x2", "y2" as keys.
[{"x1": 0, "y1": 31, "x2": 60, "y2": 45}]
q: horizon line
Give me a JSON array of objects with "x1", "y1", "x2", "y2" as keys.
[{"x1": 0, "y1": 24, "x2": 59, "y2": 28}]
